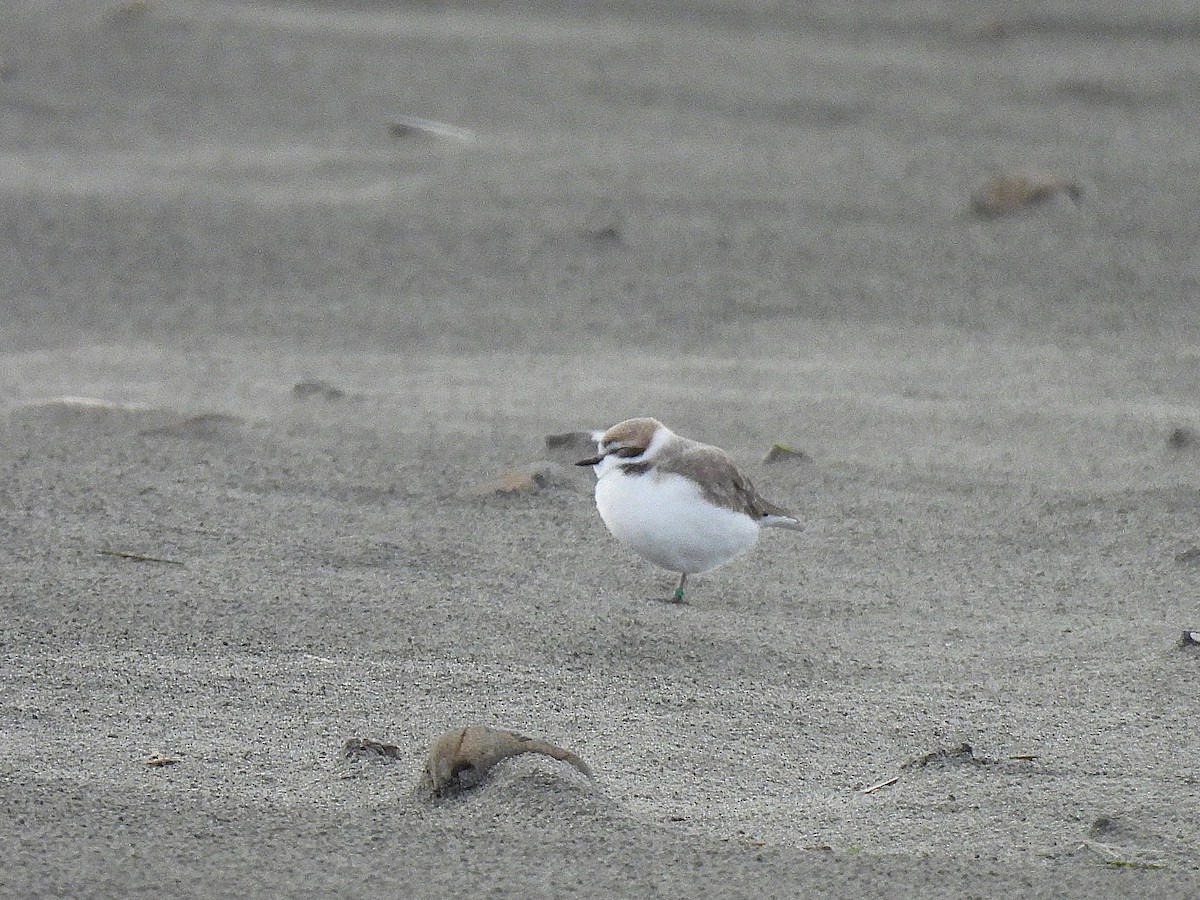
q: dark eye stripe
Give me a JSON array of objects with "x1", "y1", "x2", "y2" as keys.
[{"x1": 615, "y1": 446, "x2": 642, "y2": 458}]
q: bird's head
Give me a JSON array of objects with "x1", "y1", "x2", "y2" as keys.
[{"x1": 576, "y1": 417, "x2": 665, "y2": 469}]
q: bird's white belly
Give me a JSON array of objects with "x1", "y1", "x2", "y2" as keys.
[{"x1": 595, "y1": 469, "x2": 759, "y2": 574}]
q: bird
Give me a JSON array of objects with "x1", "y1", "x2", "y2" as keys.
[{"x1": 576, "y1": 417, "x2": 802, "y2": 602}]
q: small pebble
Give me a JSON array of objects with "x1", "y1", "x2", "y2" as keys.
[{"x1": 970, "y1": 173, "x2": 1081, "y2": 217}]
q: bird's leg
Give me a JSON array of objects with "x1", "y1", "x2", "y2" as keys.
[
  {"x1": 671, "y1": 572, "x2": 687, "y2": 603},
  {"x1": 650, "y1": 573, "x2": 688, "y2": 605}
]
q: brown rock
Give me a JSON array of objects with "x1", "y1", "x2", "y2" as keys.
[
  {"x1": 465, "y1": 461, "x2": 573, "y2": 496},
  {"x1": 763, "y1": 442, "x2": 811, "y2": 465},
  {"x1": 1167, "y1": 426, "x2": 1197, "y2": 450},
  {"x1": 418, "y1": 725, "x2": 592, "y2": 797},
  {"x1": 970, "y1": 173, "x2": 1082, "y2": 217}
]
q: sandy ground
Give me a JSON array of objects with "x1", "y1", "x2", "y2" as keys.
[{"x1": 3, "y1": 1, "x2": 1200, "y2": 897}]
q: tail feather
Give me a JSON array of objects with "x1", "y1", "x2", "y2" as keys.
[{"x1": 762, "y1": 512, "x2": 803, "y2": 531}]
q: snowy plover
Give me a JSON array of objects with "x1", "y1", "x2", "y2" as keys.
[{"x1": 577, "y1": 417, "x2": 802, "y2": 603}]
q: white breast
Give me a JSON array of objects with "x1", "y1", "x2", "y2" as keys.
[{"x1": 594, "y1": 467, "x2": 760, "y2": 574}]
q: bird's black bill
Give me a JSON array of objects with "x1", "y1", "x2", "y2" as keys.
[{"x1": 576, "y1": 454, "x2": 604, "y2": 467}]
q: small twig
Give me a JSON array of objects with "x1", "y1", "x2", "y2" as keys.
[
  {"x1": 861, "y1": 776, "x2": 899, "y2": 794},
  {"x1": 98, "y1": 549, "x2": 184, "y2": 566},
  {"x1": 1079, "y1": 841, "x2": 1167, "y2": 870},
  {"x1": 1007, "y1": 754, "x2": 1039, "y2": 761}
]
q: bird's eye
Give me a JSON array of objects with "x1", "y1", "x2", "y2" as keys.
[{"x1": 615, "y1": 446, "x2": 641, "y2": 458}]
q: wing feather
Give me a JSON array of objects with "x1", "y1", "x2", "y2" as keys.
[{"x1": 660, "y1": 445, "x2": 799, "y2": 524}]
